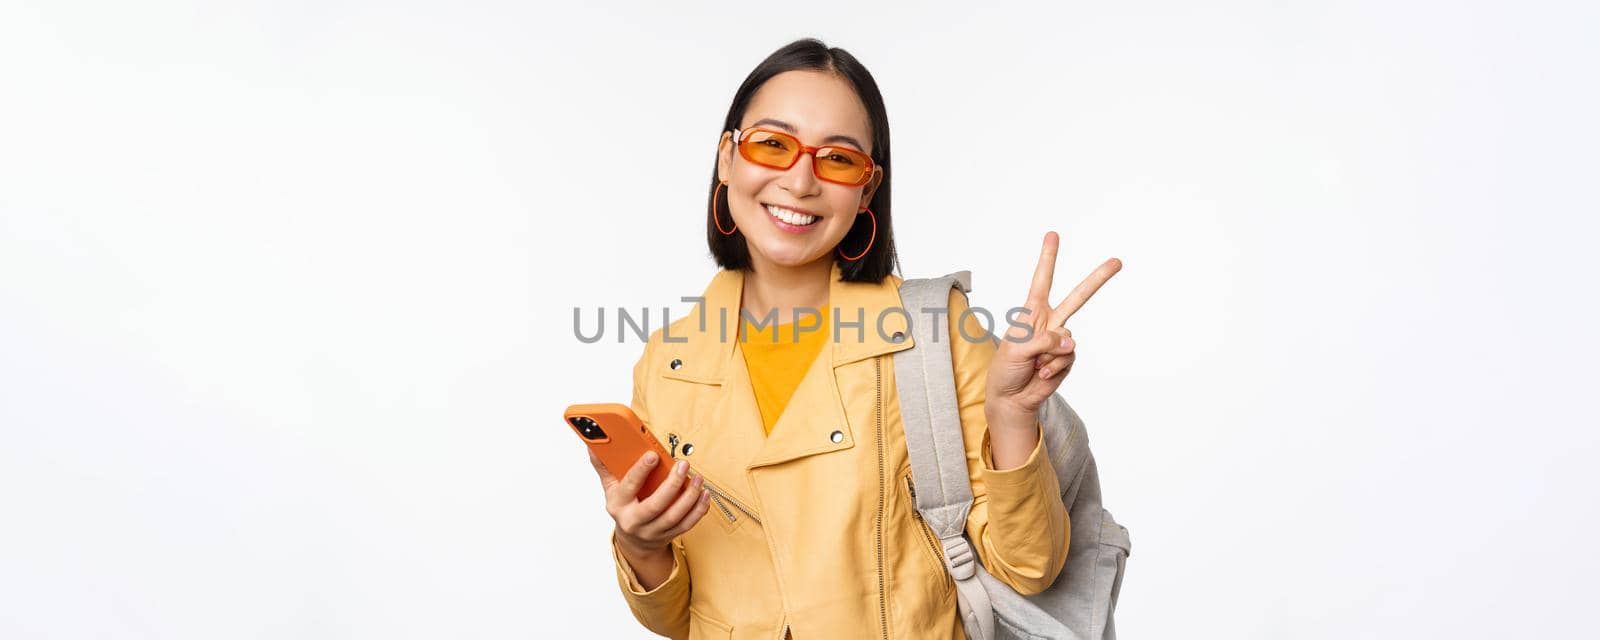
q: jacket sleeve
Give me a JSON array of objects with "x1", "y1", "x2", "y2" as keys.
[
  {"x1": 947, "y1": 288, "x2": 1072, "y2": 595},
  {"x1": 612, "y1": 535, "x2": 691, "y2": 639},
  {"x1": 610, "y1": 335, "x2": 692, "y2": 638}
]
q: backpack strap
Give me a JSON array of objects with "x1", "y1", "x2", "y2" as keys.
[{"x1": 893, "y1": 270, "x2": 997, "y2": 640}]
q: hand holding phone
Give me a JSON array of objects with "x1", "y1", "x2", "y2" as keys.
[
  {"x1": 565, "y1": 403, "x2": 712, "y2": 584},
  {"x1": 566, "y1": 403, "x2": 675, "y2": 499}
]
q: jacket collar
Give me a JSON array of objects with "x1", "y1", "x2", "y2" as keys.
[
  {"x1": 661, "y1": 261, "x2": 916, "y2": 386},
  {"x1": 658, "y1": 261, "x2": 919, "y2": 479}
]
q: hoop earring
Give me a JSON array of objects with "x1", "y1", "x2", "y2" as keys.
[
  {"x1": 838, "y1": 207, "x2": 876, "y2": 261},
  {"x1": 712, "y1": 180, "x2": 737, "y2": 236}
]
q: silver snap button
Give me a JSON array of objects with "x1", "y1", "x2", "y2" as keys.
[
  {"x1": 681, "y1": 443, "x2": 695, "y2": 456},
  {"x1": 890, "y1": 331, "x2": 906, "y2": 343},
  {"x1": 830, "y1": 430, "x2": 844, "y2": 444},
  {"x1": 669, "y1": 358, "x2": 683, "y2": 370}
]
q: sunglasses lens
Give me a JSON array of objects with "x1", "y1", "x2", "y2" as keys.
[
  {"x1": 814, "y1": 147, "x2": 871, "y2": 185},
  {"x1": 739, "y1": 130, "x2": 800, "y2": 168}
]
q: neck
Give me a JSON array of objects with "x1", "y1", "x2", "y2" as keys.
[{"x1": 741, "y1": 256, "x2": 833, "y2": 323}]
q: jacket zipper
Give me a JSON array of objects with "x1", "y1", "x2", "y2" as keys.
[
  {"x1": 668, "y1": 432, "x2": 761, "y2": 526},
  {"x1": 706, "y1": 490, "x2": 737, "y2": 523},
  {"x1": 874, "y1": 356, "x2": 888, "y2": 640},
  {"x1": 702, "y1": 479, "x2": 761, "y2": 525},
  {"x1": 905, "y1": 476, "x2": 946, "y2": 566}
]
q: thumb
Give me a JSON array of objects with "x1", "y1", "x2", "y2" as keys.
[{"x1": 1014, "y1": 325, "x2": 1068, "y2": 362}]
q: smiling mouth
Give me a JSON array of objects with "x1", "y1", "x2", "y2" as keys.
[{"x1": 763, "y1": 203, "x2": 821, "y2": 227}]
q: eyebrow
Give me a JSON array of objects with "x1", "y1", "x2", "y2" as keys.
[{"x1": 747, "y1": 118, "x2": 868, "y2": 153}]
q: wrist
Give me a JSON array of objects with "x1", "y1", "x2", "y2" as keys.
[
  {"x1": 614, "y1": 530, "x2": 669, "y2": 561},
  {"x1": 985, "y1": 397, "x2": 1036, "y2": 430}
]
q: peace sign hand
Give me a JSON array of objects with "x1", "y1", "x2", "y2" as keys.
[{"x1": 985, "y1": 231, "x2": 1121, "y2": 420}]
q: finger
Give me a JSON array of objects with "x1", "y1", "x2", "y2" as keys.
[
  {"x1": 1018, "y1": 326, "x2": 1070, "y2": 362},
  {"x1": 1049, "y1": 333, "x2": 1076, "y2": 356},
  {"x1": 1052, "y1": 257, "x2": 1123, "y2": 324},
  {"x1": 646, "y1": 474, "x2": 705, "y2": 536},
  {"x1": 1032, "y1": 328, "x2": 1072, "y2": 367},
  {"x1": 1042, "y1": 350, "x2": 1077, "y2": 379},
  {"x1": 660, "y1": 489, "x2": 713, "y2": 539},
  {"x1": 635, "y1": 458, "x2": 691, "y2": 520},
  {"x1": 589, "y1": 450, "x2": 618, "y2": 489},
  {"x1": 1026, "y1": 231, "x2": 1060, "y2": 305},
  {"x1": 613, "y1": 450, "x2": 661, "y2": 505}
]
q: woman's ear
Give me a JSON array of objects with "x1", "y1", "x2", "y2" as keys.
[
  {"x1": 859, "y1": 165, "x2": 885, "y2": 209},
  {"x1": 716, "y1": 132, "x2": 734, "y2": 182}
]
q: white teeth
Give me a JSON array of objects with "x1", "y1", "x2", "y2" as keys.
[{"x1": 765, "y1": 204, "x2": 818, "y2": 226}]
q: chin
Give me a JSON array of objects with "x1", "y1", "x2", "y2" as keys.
[
  {"x1": 750, "y1": 239, "x2": 826, "y2": 268},
  {"x1": 759, "y1": 249, "x2": 818, "y2": 268}
]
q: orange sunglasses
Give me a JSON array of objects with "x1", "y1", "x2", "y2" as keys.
[{"x1": 733, "y1": 127, "x2": 876, "y2": 187}]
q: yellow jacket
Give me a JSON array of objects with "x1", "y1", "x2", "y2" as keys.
[{"x1": 613, "y1": 262, "x2": 1070, "y2": 639}]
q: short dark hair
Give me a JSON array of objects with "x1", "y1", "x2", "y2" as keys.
[{"x1": 707, "y1": 38, "x2": 898, "y2": 283}]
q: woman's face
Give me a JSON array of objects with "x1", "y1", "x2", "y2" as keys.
[{"x1": 717, "y1": 70, "x2": 883, "y2": 269}]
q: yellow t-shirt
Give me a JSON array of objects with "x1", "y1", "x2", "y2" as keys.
[{"x1": 739, "y1": 306, "x2": 831, "y2": 436}]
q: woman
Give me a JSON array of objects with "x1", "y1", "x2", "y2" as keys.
[{"x1": 587, "y1": 38, "x2": 1121, "y2": 639}]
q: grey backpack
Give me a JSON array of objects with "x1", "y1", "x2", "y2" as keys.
[{"x1": 893, "y1": 271, "x2": 1131, "y2": 640}]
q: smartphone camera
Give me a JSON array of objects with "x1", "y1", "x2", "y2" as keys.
[{"x1": 568, "y1": 415, "x2": 608, "y2": 441}]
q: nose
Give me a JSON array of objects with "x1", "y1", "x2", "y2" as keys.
[{"x1": 777, "y1": 151, "x2": 821, "y2": 197}]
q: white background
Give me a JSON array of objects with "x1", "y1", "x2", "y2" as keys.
[{"x1": 3, "y1": 1, "x2": 1597, "y2": 638}]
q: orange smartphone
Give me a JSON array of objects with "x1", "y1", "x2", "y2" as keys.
[{"x1": 564, "y1": 403, "x2": 674, "y2": 499}]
